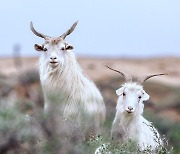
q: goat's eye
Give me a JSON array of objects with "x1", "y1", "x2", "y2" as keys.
[
  {"x1": 61, "y1": 47, "x2": 65, "y2": 51},
  {"x1": 123, "y1": 92, "x2": 126, "y2": 96},
  {"x1": 43, "y1": 48, "x2": 47, "y2": 51},
  {"x1": 138, "y1": 96, "x2": 142, "y2": 99}
]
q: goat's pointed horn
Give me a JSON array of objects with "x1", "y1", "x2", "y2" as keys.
[
  {"x1": 30, "y1": 21, "x2": 50, "y2": 39},
  {"x1": 105, "y1": 65, "x2": 132, "y2": 82},
  {"x1": 60, "y1": 21, "x2": 78, "y2": 39},
  {"x1": 138, "y1": 73, "x2": 168, "y2": 84}
]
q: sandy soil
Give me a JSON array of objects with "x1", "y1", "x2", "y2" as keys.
[{"x1": 0, "y1": 57, "x2": 180, "y2": 87}]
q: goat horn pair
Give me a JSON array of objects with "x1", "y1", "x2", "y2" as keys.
[
  {"x1": 105, "y1": 65, "x2": 132, "y2": 82},
  {"x1": 106, "y1": 65, "x2": 167, "y2": 84},
  {"x1": 30, "y1": 21, "x2": 78, "y2": 40}
]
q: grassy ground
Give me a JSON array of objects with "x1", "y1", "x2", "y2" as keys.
[{"x1": 0, "y1": 69, "x2": 179, "y2": 153}]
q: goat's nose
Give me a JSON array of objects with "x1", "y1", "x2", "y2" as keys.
[
  {"x1": 50, "y1": 57, "x2": 57, "y2": 60},
  {"x1": 127, "y1": 106, "x2": 133, "y2": 111}
]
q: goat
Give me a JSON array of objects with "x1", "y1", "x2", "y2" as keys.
[
  {"x1": 30, "y1": 21, "x2": 106, "y2": 137},
  {"x1": 106, "y1": 66, "x2": 166, "y2": 151}
]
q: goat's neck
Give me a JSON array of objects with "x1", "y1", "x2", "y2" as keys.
[
  {"x1": 118, "y1": 113, "x2": 142, "y2": 140},
  {"x1": 119, "y1": 112, "x2": 142, "y2": 127}
]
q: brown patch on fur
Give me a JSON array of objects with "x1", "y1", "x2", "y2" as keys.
[
  {"x1": 52, "y1": 39, "x2": 59, "y2": 45},
  {"x1": 49, "y1": 37, "x2": 63, "y2": 45}
]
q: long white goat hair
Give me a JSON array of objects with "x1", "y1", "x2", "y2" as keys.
[
  {"x1": 30, "y1": 22, "x2": 106, "y2": 134},
  {"x1": 107, "y1": 66, "x2": 166, "y2": 151},
  {"x1": 40, "y1": 52, "x2": 105, "y2": 121}
]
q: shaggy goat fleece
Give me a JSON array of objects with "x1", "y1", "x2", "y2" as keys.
[{"x1": 39, "y1": 51, "x2": 106, "y2": 135}]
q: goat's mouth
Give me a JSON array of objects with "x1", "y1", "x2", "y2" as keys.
[
  {"x1": 49, "y1": 61, "x2": 59, "y2": 67},
  {"x1": 126, "y1": 110, "x2": 133, "y2": 114},
  {"x1": 50, "y1": 61, "x2": 58, "y2": 64}
]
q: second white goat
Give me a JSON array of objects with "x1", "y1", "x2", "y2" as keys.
[{"x1": 107, "y1": 66, "x2": 166, "y2": 151}]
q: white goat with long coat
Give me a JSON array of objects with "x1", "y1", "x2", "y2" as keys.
[
  {"x1": 107, "y1": 66, "x2": 166, "y2": 151},
  {"x1": 30, "y1": 21, "x2": 106, "y2": 136}
]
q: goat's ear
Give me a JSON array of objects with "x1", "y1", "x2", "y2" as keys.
[
  {"x1": 142, "y1": 90, "x2": 150, "y2": 101},
  {"x1": 34, "y1": 44, "x2": 46, "y2": 51},
  {"x1": 65, "y1": 44, "x2": 74, "y2": 51},
  {"x1": 116, "y1": 87, "x2": 124, "y2": 96}
]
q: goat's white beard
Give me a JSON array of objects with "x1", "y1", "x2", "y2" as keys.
[{"x1": 38, "y1": 52, "x2": 106, "y2": 134}]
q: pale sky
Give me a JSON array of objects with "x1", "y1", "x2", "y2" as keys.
[{"x1": 0, "y1": 0, "x2": 180, "y2": 58}]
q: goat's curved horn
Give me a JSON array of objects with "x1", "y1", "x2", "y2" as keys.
[
  {"x1": 30, "y1": 21, "x2": 50, "y2": 39},
  {"x1": 105, "y1": 65, "x2": 132, "y2": 82},
  {"x1": 138, "y1": 73, "x2": 168, "y2": 84},
  {"x1": 60, "y1": 21, "x2": 78, "y2": 39}
]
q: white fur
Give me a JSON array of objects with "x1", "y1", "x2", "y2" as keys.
[
  {"x1": 38, "y1": 39, "x2": 106, "y2": 134},
  {"x1": 111, "y1": 82, "x2": 162, "y2": 151}
]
